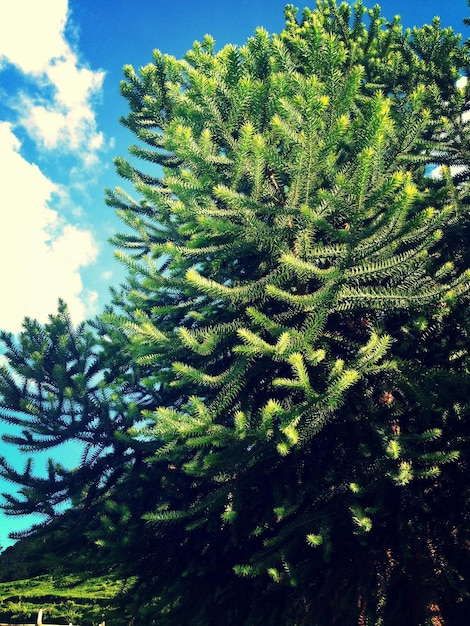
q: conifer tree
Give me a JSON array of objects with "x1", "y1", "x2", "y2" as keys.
[
  {"x1": 2, "y1": 2, "x2": 470, "y2": 624},
  {"x1": 0, "y1": 302, "x2": 152, "y2": 525}
]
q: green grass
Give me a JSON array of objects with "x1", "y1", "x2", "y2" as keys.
[{"x1": 0, "y1": 574, "x2": 125, "y2": 625}]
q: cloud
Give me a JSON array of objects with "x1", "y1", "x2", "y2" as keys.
[
  {"x1": 0, "y1": 0, "x2": 105, "y2": 160},
  {"x1": 0, "y1": 1, "x2": 107, "y2": 333},
  {"x1": 0, "y1": 0, "x2": 69, "y2": 74},
  {"x1": 0, "y1": 122, "x2": 98, "y2": 333}
]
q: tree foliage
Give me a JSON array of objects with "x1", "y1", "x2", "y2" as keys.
[{"x1": 2, "y1": 2, "x2": 470, "y2": 624}]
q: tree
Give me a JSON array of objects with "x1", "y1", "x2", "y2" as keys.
[{"x1": 2, "y1": 2, "x2": 470, "y2": 624}]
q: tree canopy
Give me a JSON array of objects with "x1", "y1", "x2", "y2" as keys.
[{"x1": 1, "y1": 2, "x2": 470, "y2": 624}]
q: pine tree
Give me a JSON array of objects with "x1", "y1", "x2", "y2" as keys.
[
  {"x1": 2, "y1": 2, "x2": 470, "y2": 624},
  {"x1": 0, "y1": 301, "x2": 151, "y2": 525}
]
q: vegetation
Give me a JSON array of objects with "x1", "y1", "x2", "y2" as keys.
[
  {"x1": 1, "y1": 1, "x2": 470, "y2": 624},
  {"x1": 0, "y1": 573, "x2": 121, "y2": 625}
]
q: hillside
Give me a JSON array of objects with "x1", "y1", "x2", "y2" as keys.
[{"x1": 0, "y1": 573, "x2": 123, "y2": 625}]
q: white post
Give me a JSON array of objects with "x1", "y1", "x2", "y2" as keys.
[{"x1": 36, "y1": 609, "x2": 43, "y2": 626}]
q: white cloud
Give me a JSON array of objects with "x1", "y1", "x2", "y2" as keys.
[
  {"x1": 0, "y1": 122, "x2": 98, "y2": 333},
  {"x1": 0, "y1": 0, "x2": 69, "y2": 74},
  {"x1": 430, "y1": 164, "x2": 468, "y2": 181},
  {"x1": 0, "y1": 0, "x2": 105, "y2": 159},
  {"x1": 0, "y1": 2, "x2": 107, "y2": 333}
]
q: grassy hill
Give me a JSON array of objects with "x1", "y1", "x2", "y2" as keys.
[{"x1": 0, "y1": 574, "x2": 124, "y2": 625}]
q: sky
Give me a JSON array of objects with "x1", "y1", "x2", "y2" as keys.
[{"x1": 0, "y1": 0, "x2": 469, "y2": 548}]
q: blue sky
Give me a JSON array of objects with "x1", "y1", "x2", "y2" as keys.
[{"x1": 0, "y1": 0, "x2": 469, "y2": 548}]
